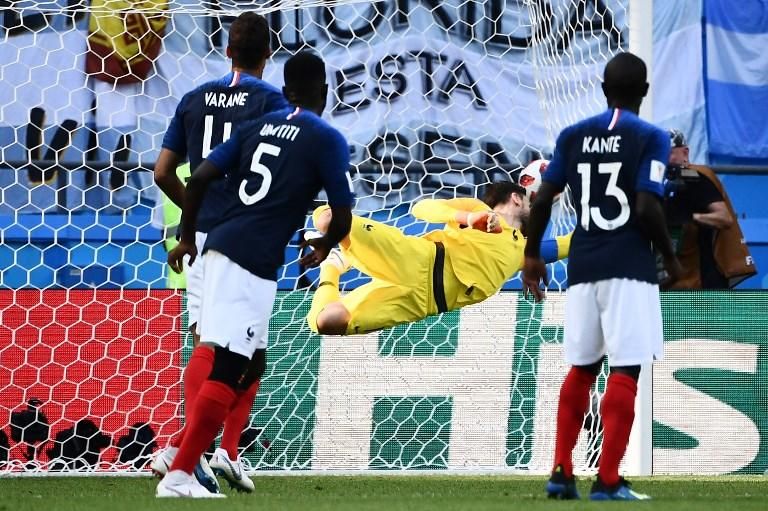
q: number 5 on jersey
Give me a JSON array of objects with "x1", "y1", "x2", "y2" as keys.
[
  {"x1": 577, "y1": 162, "x2": 630, "y2": 231},
  {"x1": 240, "y1": 142, "x2": 280, "y2": 205}
]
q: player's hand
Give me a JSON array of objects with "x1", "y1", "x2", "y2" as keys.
[
  {"x1": 522, "y1": 256, "x2": 548, "y2": 302},
  {"x1": 467, "y1": 210, "x2": 503, "y2": 233},
  {"x1": 299, "y1": 236, "x2": 333, "y2": 268},
  {"x1": 660, "y1": 255, "x2": 683, "y2": 290},
  {"x1": 168, "y1": 239, "x2": 196, "y2": 274}
]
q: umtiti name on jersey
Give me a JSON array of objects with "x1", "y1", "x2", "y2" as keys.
[
  {"x1": 582, "y1": 135, "x2": 621, "y2": 153},
  {"x1": 259, "y1": 123, "x2": 301, "y2": 142},
  {"x1": 204, "y1": 91, "x2": 249, "y2": 108}
]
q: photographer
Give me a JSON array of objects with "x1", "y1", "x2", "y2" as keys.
[{"x1": 663, "y1": 129, "x2": 756, "y2": 289}]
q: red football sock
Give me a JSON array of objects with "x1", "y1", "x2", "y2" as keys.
[
  {"x1": 598, "y1": 372, "x2": 638, "y2": 487},
  {"x1": 220, "y1": 379, "x2": 261, "y2": 460},
  {"x1": 553, "y1": 366, "x2": 597, "y2": 476},
  {"x1": 170, "y1": 346, "x2": 214, "y2": 448},
  {"x1": 170, "y1": 380, "x2": 236, "y2": 474}
]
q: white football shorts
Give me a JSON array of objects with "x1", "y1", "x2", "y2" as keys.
[
  {"x1": 183, "y1": 231, "x2": 207, "y2": 335},
  {"x1": 564, "y1": 278, "x2": 663, "y2": 367},
  {"x1": 198, "y1": 250, "x2": 277, "y2": 358}
]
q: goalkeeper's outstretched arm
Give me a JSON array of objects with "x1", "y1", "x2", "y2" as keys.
[{"x1": 411, "y1": 198, "x2": 501, "y2": 232}]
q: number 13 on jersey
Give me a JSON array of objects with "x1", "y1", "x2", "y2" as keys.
[{"x1": 576, "y1": 162, "x2": 630, "y2": 231}]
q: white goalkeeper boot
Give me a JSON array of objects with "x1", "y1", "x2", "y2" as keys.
[
  {"x1": 209, "y1": 447, "x2": 255, "y2": 493},
  {"x1": 156, "y1": 470, "x2": 226, "y2": 498}
]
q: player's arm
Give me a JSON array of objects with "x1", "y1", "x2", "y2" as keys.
[
  {"x1": 167, "y1": 134, "x2": 238, "y2": 274},
  {"x1": 635, "y1": 129, "x2": 682, "y2": 287},
  {"x1": 154, "y1": 150, "x2": 186, "y2": 208},
  {"x1": 300, "y1": 129, "x2": 354, "y2": 268},
  {"x1": 636, "y1": 192, "x2": 681, "y2": 287},
  {"x1": 412, "y1": 198, "x2": 501, "y2": 232},
  {"x1": 522, "y1": 182, "x2": 559, "y2": 300},
  {"x1": 155, "y1": 97, "x2": 189, "y2": 208},
  {"x1": 522, "y1": 131, "x2": 568, "y2": 301}
]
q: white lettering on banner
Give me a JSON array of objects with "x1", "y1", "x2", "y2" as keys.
[
  {"x1": 315, "y1": 294, "x2": 764, "y2": 475},
  {"x1": 204, "y1": 91, "x2": 249, "y2": 108},
  {"x1": 654, "y1": 340, "x2": 760, "y2": 475},
  {"x1": 314, "y1": 294, "x2": 518, "y2": 470}
]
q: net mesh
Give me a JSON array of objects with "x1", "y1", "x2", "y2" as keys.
[{"x1": 0, "y1": 0, "x2": 631, "y2": 474}]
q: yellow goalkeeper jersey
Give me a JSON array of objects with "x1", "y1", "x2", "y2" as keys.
[{"x1": 412, "y1": 198, "x2": 571, "y2": 309}]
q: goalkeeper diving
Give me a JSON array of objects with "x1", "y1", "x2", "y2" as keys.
[{"x1": 307, "y1": 182, "x2": 571, "y2": 335}]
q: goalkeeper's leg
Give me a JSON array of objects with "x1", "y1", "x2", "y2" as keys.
[
  {"x1": 308, "y1": 272, "x2": 433, "y2": 336},
  {"x1": 306, "y1": 252, "x2": 351, "y2": 335},
  {"x1": 311, "y1": 205, "x2": 434, "y2": 284},
  {"x1": 309, "y1": 206, "x2": 437, "y2": 335}
]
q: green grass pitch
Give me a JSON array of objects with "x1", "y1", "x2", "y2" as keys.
[{"x1": 1, "y1": 475, "x2": 767, "y2": 510}]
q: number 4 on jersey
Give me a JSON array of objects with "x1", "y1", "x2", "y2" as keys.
[
  {"x1": 202, "y1": 115, "x2": 232, "y2": 158},
  {"x1": 576, "y1": 162, "x2": 630, "y2": 231}
]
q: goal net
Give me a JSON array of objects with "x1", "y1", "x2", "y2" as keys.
[{"x1": 0, "y1": 0, "x2": 630, "y2": 474}]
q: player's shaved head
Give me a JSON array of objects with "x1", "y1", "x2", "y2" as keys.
[
  {"x1": 602, "y1": 52, "x2": 649, "y2": 111},
  {"x1": 228, "y1": 12, "x2": 271, "y2": 70},
  {"x1": 483, "y1": 181, "x2": 526, "y2": 209},
  {"x1": 283, "y1": 51, "x2": 328, "y2": 114}
]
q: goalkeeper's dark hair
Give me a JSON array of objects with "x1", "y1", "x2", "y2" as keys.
[
  {"x1": 482, "y1": 181, "x2": 527, "y2": 209},
  {"x1": 228, "y1": 12, "x2": 271, "y2": 69},
  {"x1": 283, "y1": 51, "x2": 328, "y2": 109}
]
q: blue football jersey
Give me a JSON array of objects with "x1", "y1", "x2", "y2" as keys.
[
  {"x1": 543, "y1": 108, "x2": 670, "y2": 285},
  {"x1": 203, "y1": 107, "x2": 356, "y2": 281},
  {"x1": 161, "y1": 71, "x2": 289, "y2": 233}
]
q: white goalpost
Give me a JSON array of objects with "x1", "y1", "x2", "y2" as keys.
[
  {"x1": 625, "y1": 0, "x2": 654, "y2": 477},
  {"x1": 0, "y1": 0, "x2": 651, "y2": 475}
]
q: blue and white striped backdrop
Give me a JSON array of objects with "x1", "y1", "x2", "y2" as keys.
[{"x1": 704, "y1": 0, "x2": 768, "y2": 165}]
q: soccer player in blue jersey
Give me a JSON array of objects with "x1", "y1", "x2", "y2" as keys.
[
  {"x1": 522, "y1": 52, "x2": 682, "y2": 501},
  {"x1": 151, "y1": 12, "x2": 289, "y2": 492},
  {"x1": 156, "y1": 51, "x2": 353, "y2": 498}
]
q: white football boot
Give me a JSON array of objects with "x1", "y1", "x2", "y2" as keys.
[
  {"x1": 150, "y1": 447, "x2": 177, "y2": 477},
  {"x1": 156, "y1": 469, "x2": 226, "y2": 498},
  {"x1": 209, "y1": 447, "x2": 255, "y2": 493},
  {"x1": 151, "y1": 447, "x2": 220, "y2": 494},
  {"x1": 193, "y1": 455, "x2": 221, "y2": 494}
]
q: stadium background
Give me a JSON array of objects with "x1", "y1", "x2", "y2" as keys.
[{"x1": 0, "y1": 0, "x2": 766, "y2": 476}]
